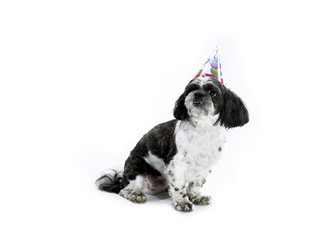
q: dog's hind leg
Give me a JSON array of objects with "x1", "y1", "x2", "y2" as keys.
[
  {"x1": 119, "y1": 175, "x2": 147, "y2": 203},
  {"x1": 120, "y1": 155, "x2": 165, "y2": 203}
]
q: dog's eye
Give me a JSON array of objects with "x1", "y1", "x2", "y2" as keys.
[{"x1": 209, "y1": 90, "x2": 217, "y2": 97}]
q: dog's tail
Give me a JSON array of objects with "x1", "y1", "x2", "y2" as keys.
[{"x1": 95, "y1": 169, "x2": 123, "y2": 194}]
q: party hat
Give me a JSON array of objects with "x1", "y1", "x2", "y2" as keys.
[{"x1": 194, "y1": 47, "x2": 223, "y2": 84}]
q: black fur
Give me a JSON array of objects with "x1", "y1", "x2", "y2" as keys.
[
  {"x1": 219, "y1": 87, "x2": 249, "y2": 128},
  {"x1": 96, "y1": 170, "x2": 123, "y2": 194},
  {"x1": 173, "y1": 94, "x2": 189, "y2": 120},
  {"x1": 104, "y1": 120, "x2": 178, "y2": 192},
  {"x1": 145, "y1": 120, "x2": 178, "y2": 162}
]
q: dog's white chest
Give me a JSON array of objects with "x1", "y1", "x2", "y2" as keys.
[{"x1": 173, "y1": 120, "x2": 227, "y2": 180}]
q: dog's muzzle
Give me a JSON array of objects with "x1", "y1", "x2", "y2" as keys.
[{"x1": 193, "y1": 91, "x2": 206, "y2": 106}]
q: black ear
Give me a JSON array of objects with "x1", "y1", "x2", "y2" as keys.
[
  {"x1": 219, "y1": 88, "x2": 249, "y2": 128},
  {"x1": 173, "y1": 93, "x2": 189, "y2": 120}
]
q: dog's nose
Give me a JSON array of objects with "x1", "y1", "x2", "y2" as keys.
[{"x1": 193, "y1": 92, "x2": 205, "y2": 105}]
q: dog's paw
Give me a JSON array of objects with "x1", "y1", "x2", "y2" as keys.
[
  {"x1": 130, "y1": 191, "x2": 147, "y2": 203},
  {"x1": 192, "y1": 195, "x2": 212, "y2": 205},
  {"x1": 119, "y1": 189, "x2": 147, "y2": 203},
  {"x1": 174, "y1": 200, "x2": 194, "y2": 212}
]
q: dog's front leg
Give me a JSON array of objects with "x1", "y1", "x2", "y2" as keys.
[
  {"x1": 166, "y1": 161, "x2": 194, "y2": 212},
  {"x1": 187, "y1": 177, "x2": 212, "y2": 205}
]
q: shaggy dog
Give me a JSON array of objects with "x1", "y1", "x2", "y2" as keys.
[{"x1": 96, "y1": 76, "x2": 249, "y2": 211}]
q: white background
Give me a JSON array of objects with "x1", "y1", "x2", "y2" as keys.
[{"x1": 1, "y1": 0, "x2": 320, "y2": 239}]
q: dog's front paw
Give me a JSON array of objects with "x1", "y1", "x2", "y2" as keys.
[
  {"x1": 174, "y1": 200, "x2": 194, "y2": 212},
  {"x1": 192, "y1": 195, "x2": 212, "y2": 205}
]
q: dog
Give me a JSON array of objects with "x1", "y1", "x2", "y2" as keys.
[{"x1": 96, "y1": 76, "x2": 249, "y2": 211}]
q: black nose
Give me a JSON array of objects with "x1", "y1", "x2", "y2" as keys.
[{"x1": 193, "y1": 92, "x2": 205, "y2": 105}]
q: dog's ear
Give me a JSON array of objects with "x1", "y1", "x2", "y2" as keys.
[
  {"x1": 219, "y1": 88, "x2": 249, "y2": 128},
  {"x1": 173, "y1": 93, "x2": 189, "y2": 120}
]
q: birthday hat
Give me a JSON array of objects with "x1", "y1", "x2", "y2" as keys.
[{"x1": 194, "y1": 47, "x2": 223, "y2": 84}]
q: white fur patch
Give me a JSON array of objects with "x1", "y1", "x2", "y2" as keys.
[
  {"x1": 169, "y1": 118, "x2": 227, "y2": 183},
  {"x1": 192, "y1": 76, "x2": 214, "y2": 86},
  {"x1": 144, "y1": 151, "x2": 166, "y2": 175}
]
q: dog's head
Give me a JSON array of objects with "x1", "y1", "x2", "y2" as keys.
[{"x1": 173, "y1": 77, "x2": 249, "y2": 128}]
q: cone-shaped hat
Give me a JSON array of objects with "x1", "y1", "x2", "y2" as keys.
[{"x1": 194, "y1": 47, "x2": 223, "y2": 84}]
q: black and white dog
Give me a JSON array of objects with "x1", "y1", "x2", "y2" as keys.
[{"x1": 96, "y1": 76, "x2": 249, "y2": 211}]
